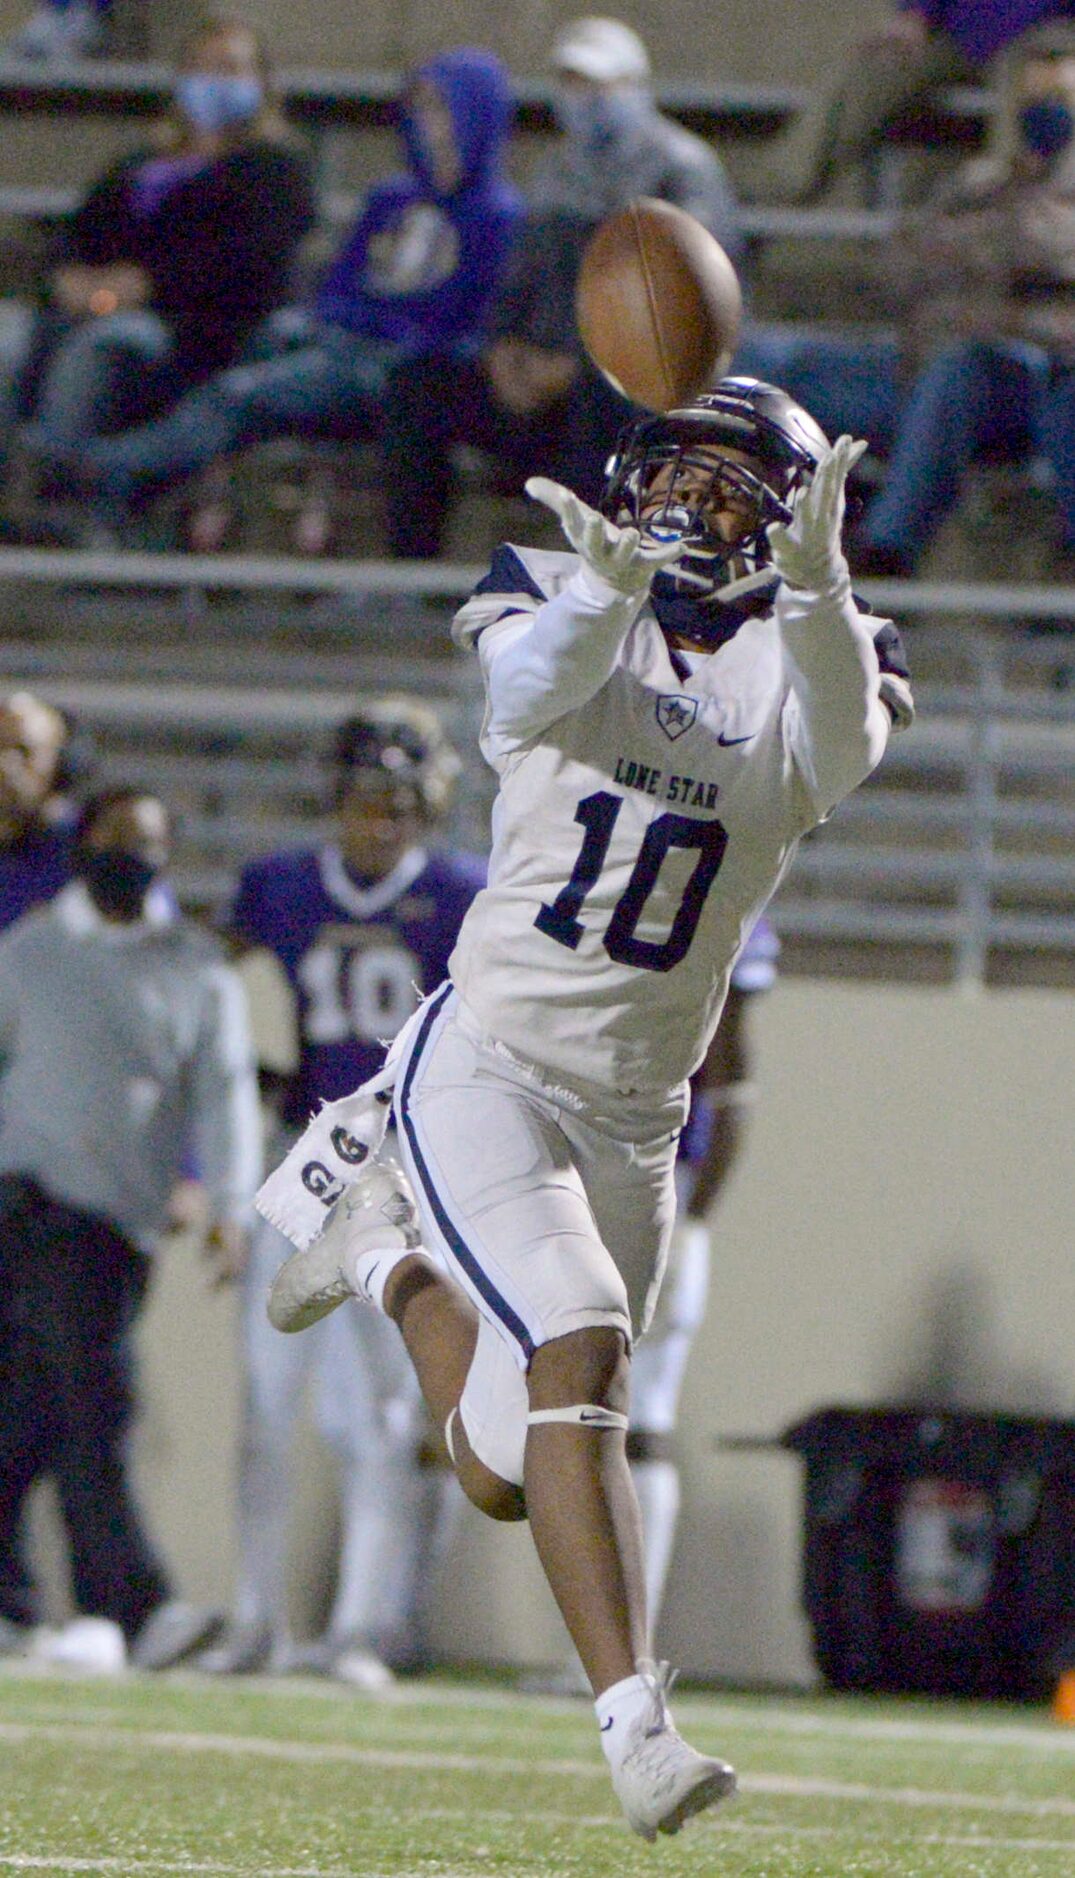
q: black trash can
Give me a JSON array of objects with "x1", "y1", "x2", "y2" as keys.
[{"x1": 783, "y1": 1406, "x2": 1075, "y2": 1699}]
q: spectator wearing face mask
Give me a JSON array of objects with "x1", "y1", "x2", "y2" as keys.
[
  {"x1": 752, "y1": 1, "x2": 1075, "y2": 207},
  {"x1": 43, "y1": 46, "x2": 522, "y2": 551},
  {"x1": 4, "y1": 0, "x2": 115, "y2": 61},
  {"x1": 533, "y1": 14, "x2": 742, "y2": 235},
  {"x1": 381, "y1": 16, "x2": 743, "y2": 561},
  {"x1": 8, "y1": 14, "x2": 312, "y2": 537},
  {"x1": 735, "y1": 25, "x2": 1075, "y2": 582},
  {"x1": 0, "y1": 787, "x2": 262, "y2": 1672}
]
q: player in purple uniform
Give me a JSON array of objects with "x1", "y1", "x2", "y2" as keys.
[{"x1": 199, "y1": 697, "x2": 483, "y2": 1684}]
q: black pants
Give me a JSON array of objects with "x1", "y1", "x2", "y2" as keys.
[
  {"x1": 0, "y1": 1176, "x2": 169, "y2": 1639},
  {"x1": 382, "y1": 351, "x2": 634, "y2": 560}
]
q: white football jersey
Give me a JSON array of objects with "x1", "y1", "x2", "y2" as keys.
[{"x1": 449, "y1": 544, "x2": 911, "y2": 1097}]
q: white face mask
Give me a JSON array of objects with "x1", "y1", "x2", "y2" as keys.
[{"x1": 552, "y1": 83, "x2": 650, "y2": 151}]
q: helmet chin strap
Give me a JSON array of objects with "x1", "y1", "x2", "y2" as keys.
[{"x1": 712, "y1": 566, "x2": 779, "y2": 604}]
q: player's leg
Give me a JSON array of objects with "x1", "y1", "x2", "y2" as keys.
[
  {"x1": 314, "y1": 1300, "x2": 439, "y2": 1679},
  {"x1": 271, "y1": 995, "x2": 734, "y2": 1836},
  {"x1": 201, "y1": 1216, "x2": 316, "y2": 1672},
  {"x1": 525, "y1": 1323, "x2": 646, "y2": 1690},
  {"x1": 268, "y1": 1160, "x2": 527, "y2": 1523},
  {"x1": 627, "y1": 1213, "x2": 711, "y2": 1618}
]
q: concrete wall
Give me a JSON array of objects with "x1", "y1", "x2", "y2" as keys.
[{"x1": 66, "y1": 973, "x2": 1069, "y2": 1687}]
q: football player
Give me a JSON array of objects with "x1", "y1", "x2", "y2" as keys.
[
  {"x1": 264, "y1": 380, "x2": 913, "y2": 1834},
  {"x1": 201, "y1": 698, "x2": 483, "y2": 1684}
]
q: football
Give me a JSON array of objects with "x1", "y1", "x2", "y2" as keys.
[{"x1": 575, "y1": 197, "x2": 742, "y2": 412}]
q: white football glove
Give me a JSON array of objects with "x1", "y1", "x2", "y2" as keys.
[
  {"x1": 765, "y1": 434, "x2": 868, "y2": 595},
  {"x1": 525, "y1": 475, "x2": 685, "y2": 596}
]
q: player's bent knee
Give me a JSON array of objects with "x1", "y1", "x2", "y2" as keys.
[
  {"x1": 447, "y1": 1406, "x2": 526, "y2": 1521},
  {"x1": 461, "y1": 1458, "x2": 527, "y2": 1522},
  {"x1": 528, "y1": 1324, "x2": 630, "y2": 1415}
]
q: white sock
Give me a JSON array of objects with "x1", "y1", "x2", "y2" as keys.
[
  {"x1": 595, "y1": 1669, "x2": 663, "y2": 1771},
  {"x1": 349, "y1": 1240, "x2": 423, "y2": 1315}
]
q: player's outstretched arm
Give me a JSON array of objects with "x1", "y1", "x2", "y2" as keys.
[
  {"x1": 767, "y1": 437, "x2": 894, "y2": 817},
  {"x1": 472, "y1": 481, "x2": 684, "y2": 749}
]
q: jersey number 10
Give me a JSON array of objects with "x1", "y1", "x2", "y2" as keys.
[{"x1": 534, "y1": 790, "x2": 727, "y2": 973}]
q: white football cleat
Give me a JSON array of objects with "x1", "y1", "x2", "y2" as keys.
[
  {"x1": 267, "y1": 1160, "x2": 422, "y2": 1333},
  {"x1": 610, "y1": 1662, "x2": 737, "y2": 1841}
]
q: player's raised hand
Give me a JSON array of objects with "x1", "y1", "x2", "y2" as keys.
[
  {"x1": 766, "y1": 435, "x2": 868, "y2": 595},
  {"x1": 525, "y1": 476, "x2": 684, "y2": 596}
]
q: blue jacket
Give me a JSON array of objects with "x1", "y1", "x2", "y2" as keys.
[
  {"x1": 899, "y1": 1, "x2": 1075, "y2": 65},
  {"x1": 316, "y1": 47, "x2": 523, "y2": 350}
]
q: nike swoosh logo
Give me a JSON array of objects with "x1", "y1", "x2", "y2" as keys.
[
  {"x1": 578, "y1": 1411, "x2": 608, "y2": 1423},
  {"x1": 718, "y1": 731, "x2": 756, "y2": 747},
  {"x1": 600, "y1": 1716, "x2": 614, "y2": 1732}
]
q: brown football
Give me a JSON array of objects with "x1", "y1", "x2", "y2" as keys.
[{"x1": 575, "y1": 197, "x2": 742, "y2": 412}]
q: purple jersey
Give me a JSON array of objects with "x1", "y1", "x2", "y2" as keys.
[
  {"x1": 231, "y1": 842, "x2": 485, "y2": 1128},
  {"x1": 679, "y1": 915, "x2": 779, "y2": 1170},
  {"x1": 0, "y1": 820, "x2": 75, "y2": 932}
]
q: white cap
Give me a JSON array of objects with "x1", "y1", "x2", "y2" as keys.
[{"x1": 551, "y1": 16, "x2": 651, "y2": 85}]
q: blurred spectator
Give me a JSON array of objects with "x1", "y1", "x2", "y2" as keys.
[
  {"x1": 9, "y1": 15, "x2": 312, "y2": 536},
  {"x1": 60, "y1": 46, "x2": 521, "y2": 548},
  {"x1": 4, "y1": 0, "x2": 113, "y2": 60},
  {"x1": 382, "y1": 15, "x2": 743, "y2": 561},
  {"x1": 0, "y1": 691, "x2": 92, "y2": 923},
  {"x1": 0, "y1": 787, "x2": 261, "y2": 1670},
  {"x1": 753, "y1": 0, "x2": 1075, "y2": 206},
  {"x1": 199, "y1": 700, "x2": 482, "y2": 1684},
  {"x1": 737, "y1": 28, "x2": 1075, "y2": 579}
]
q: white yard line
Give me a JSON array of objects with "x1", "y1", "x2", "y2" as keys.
[
  {"x1": 0, "y1": 1864, "x2": 348, "y2": 1876},
  {"x1": 672, "y1": 1697, "x2": 1075, "y2": 1757},
  {"x1": 4, "y1": 1815, "x2": 1075, "y2": 1872},
  {"x1": 4, "y1": 1718, "x2": 1075, "y2": 1823},
  {"x1": 7, "y1": 1658, "x2": 1075, "y2": 1756}
]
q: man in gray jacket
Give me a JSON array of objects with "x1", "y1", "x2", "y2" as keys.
[{"x1": 0, "y1": 786, "x2": 261, "y2": 1669}]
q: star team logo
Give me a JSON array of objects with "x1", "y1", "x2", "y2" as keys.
[{"x1": 655, "y1": 695, "x2": 698, "y2": 741}]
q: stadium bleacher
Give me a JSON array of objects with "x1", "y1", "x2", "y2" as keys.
[{"x1": 0, "y1": 56, "x2": 1069, "y2": 996}]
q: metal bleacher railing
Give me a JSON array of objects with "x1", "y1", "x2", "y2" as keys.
[
  {"x1": 0, "y1": 57, "x2": 993, "y2": 141},
  {"x1": 0, "y1": 57, "x2": 988, "y2": 235},
  {"x1": 0, "y1": 548, "x2": 1070, "y2": 988}
]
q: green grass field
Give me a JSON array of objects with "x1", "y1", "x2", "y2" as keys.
[{"x1": 3, "y1": 1663, "x2": 1075, "y2": 1877}]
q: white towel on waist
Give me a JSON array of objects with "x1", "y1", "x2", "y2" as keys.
[{"x1": 254, "y1": 987, "x2": 435, "y2": 1251}]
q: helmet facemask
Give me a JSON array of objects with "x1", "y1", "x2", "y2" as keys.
[{"x1": 599, "y1": 381, "x2": 827, "y2": 650}]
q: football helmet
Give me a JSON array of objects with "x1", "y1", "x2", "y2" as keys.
[
  {"x1": 600, "y1": 377, "x2": 830, "y2": 648},
  {"x1": 332, "y1": 696, "x2": 461, "y2": 820}
]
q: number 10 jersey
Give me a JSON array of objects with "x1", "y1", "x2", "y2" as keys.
[{"x1": 448, "y1": 543, "x2": 911, "y2": 1099}]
